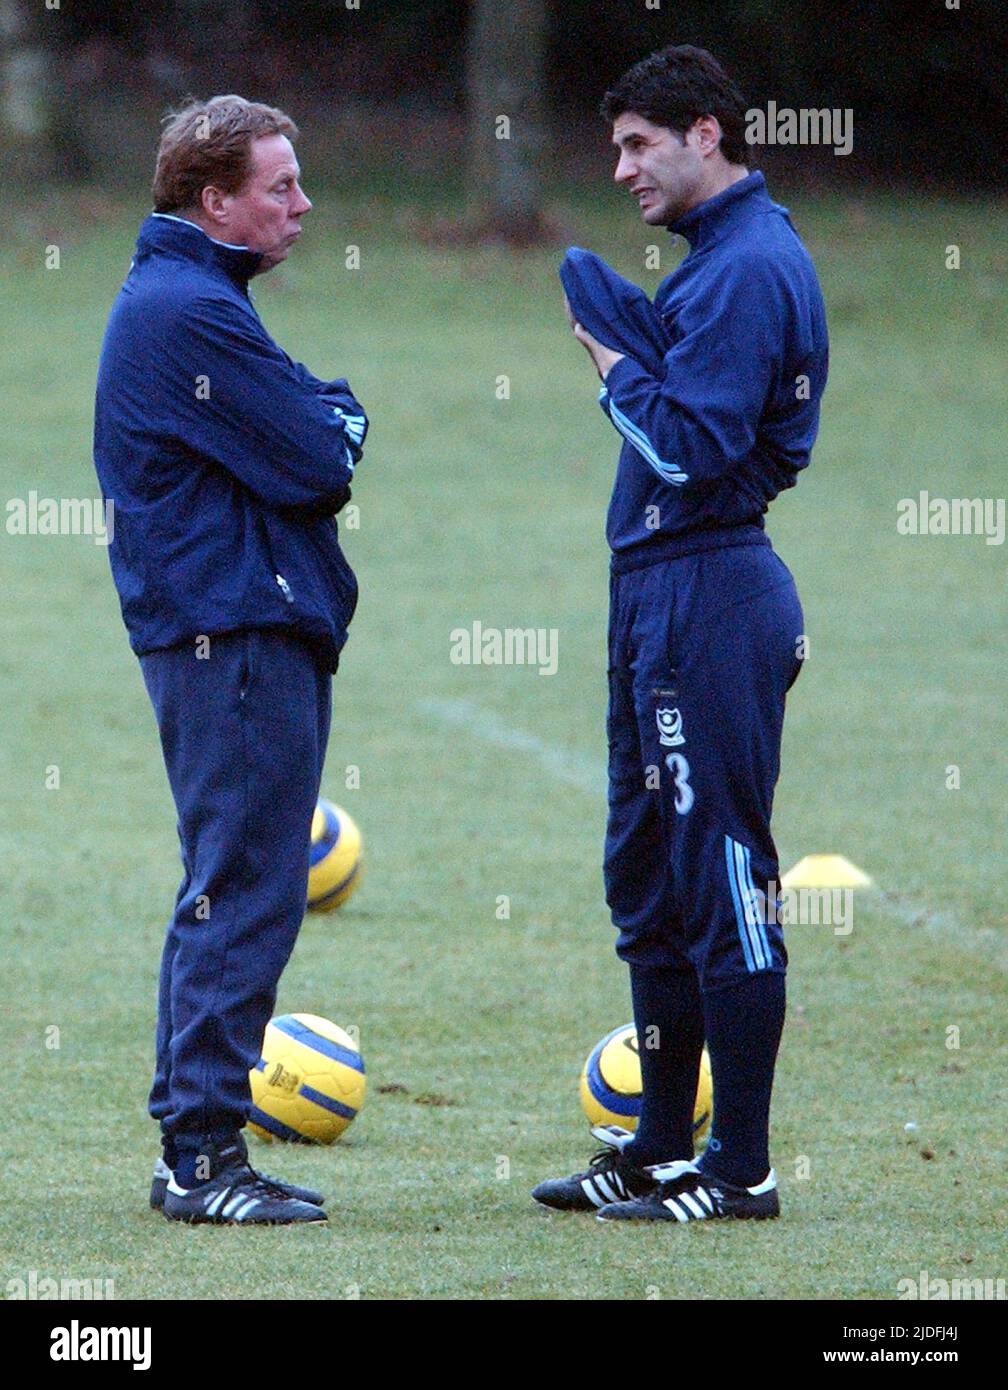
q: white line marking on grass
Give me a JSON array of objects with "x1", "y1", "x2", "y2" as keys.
[
  {"x1": 874, "y1": 889, "x2": 1008, "y2": 974},
  {"x1": 775, "y1": 848, "x2": 1007, "y2": 972},
  {"x1": 422, "y1": 698, "x2": 1002, "y2": 971},
  {"x1": 416, "y1": 697, "x2": 605, "y2": 794}
]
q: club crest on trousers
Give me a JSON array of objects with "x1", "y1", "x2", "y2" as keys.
[{"x1": 656, "y1": 706, "x2": 685, "y2": 747}]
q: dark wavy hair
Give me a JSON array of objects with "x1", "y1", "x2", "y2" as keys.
[{"x1": 600, "y1": 45, "x2": 749, "y2": 166}]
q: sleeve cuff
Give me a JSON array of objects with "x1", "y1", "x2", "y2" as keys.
[{"x1": 603, "y1": 354, "x2": 651, "y2": 398}]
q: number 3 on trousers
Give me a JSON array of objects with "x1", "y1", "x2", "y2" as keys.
[{"x1": 665, "y1": 752, "x2": 694, "y2": 814}]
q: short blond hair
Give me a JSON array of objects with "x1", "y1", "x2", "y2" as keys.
[{"x1": 153, "y1": 95, "x2": 298, "y2": 213}]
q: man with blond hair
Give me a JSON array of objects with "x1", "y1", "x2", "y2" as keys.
[{"x1": 93, "y1": 96, "x2": 368, "y2": 1224}]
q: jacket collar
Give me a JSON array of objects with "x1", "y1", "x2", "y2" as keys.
[
  {"x1": 136, "y1": 213, "x2": 264, "y2": 284},
  {"x1": 669, "y1": 170, "x2": 772, "y2": 250}
]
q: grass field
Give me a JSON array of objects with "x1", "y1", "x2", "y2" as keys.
[{"x1": 1, "y1": 180, "x2": 1005, "y2": 1301}]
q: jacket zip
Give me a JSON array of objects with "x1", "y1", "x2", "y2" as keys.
[{"x1": 276, "y1": 573, "x2": 294, "y2": 604}]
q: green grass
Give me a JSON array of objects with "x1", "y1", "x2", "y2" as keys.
[{"x1": 1, "y1": 183, "x2": 1005, "y2": 1299}]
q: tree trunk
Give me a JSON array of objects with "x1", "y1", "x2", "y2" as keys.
[
  {"x1": 465, "y1": 0, "x2": 549, "y2": 244},
  {"x1": 0, "y1": 0, "x2": 95, "y2": 180}
]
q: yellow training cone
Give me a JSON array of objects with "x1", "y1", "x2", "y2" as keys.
[{"x1": 781, "y1": 855, "x2": 872, "y2": 889}]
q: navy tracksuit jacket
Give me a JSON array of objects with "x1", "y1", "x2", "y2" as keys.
[
  {"x1": 94, "y1": 214, "x2": 364, "y2": 671},
  {"x1": 561, "y1": 172, "x2": 828, "y2": 985},
  {"x1": 93, "y1": 214, "x2": 367, "y2": 1149}
]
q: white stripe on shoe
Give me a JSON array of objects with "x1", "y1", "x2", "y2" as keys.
[
  {"x1": 662, "y1": 1197, "x2": 691, "y2": 1222},
  {"x1": 204, "y1": 1188, "x2": 230, "y2": 1218},
  {"x1": 580, "y1": 1176, "x2": 606, "y2": 1207},
  {"x1": 678, "y1": 1192, "x2": 708, "y2": 1219},
  {"x1": 593, "y1": 1174, "x2": 621, "y2": 1204},
  {"x1": 222, "y1": 1191, "x2": 251, "y2": 1218}
]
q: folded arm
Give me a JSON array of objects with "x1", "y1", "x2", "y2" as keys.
[{"x1": 175, "y1": 295, "x2": 367, "y2": 511}]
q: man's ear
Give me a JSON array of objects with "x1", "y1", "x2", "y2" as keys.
[
  {"x1": 693, "y1": 115, "x2": 724, "y2": 157},
  {"x1": 200, "y1": 184, "x2": 230, "y2": 224}
]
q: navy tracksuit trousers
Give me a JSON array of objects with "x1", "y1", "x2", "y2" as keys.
[
  {"x1": 139, "y1": 627, "x2": 331, "y2": 1155},
  {"x1": 604, "y1": 535, "x2": 804, "y2": 986}
]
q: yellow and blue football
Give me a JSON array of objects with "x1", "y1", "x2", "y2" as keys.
[
  {"x1": 249, "y1": 1013, "x2": 367, "y2": 1144},
  {"x1": 307, "y1": 799, "x2": 363, "y2": 911},
  {"x1": 579, "y1": 1023, "x2": 713, "y2": 1147}
]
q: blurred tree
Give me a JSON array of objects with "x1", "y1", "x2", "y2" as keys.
[
  {"x1": 0, "y1": 0, "x2": 128, "y2": 181},
  {"x1": 0, "y1": 0, "x2": 60, "y2": 173},
  {"x1": 465, "y1": 0, "x2": 550, "y2": 243},
  {"x1": 2, "y1": 0, "x2": 1003, "y2": 191}
]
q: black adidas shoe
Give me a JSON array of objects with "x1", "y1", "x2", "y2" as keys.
[
  {"x1": 532, "y1": 1126, "x2": 659, "y2": 1212},
  {"x1": 150, "y1": 1154, "x2": 324, "y2": 1211},
  {"x1": 160, "y1": 1134, "x2": 327, "y2": 1225},
  {"x1": 597, "y1": 1160, "x2": 780, "y2": 1223}
]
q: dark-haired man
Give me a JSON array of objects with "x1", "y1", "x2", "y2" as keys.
[
  {"x1": 533, "y1": 46, "x2": 828, "y2": 1223},
  {"x1": 94, "y1": 96, "x2": 367, "y2": 1224}
]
